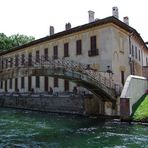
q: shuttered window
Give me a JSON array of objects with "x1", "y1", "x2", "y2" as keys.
[
  {"x1": 64, "y1": 80, "x2": 69, "y2": 91},
  {"x1": 9, "y1": 79, "x2": 12, "y2": 89},
  {"x1": 36, "y1": 50, "x2": 40, "y2": 62},
  {"x1": 64, "y1": 43, "x2": 69, "y2": 57},
  {"x1": 76, "y1": 40, "x2": 82, "y2": 55},
  {"x1": 36, "y1": 76, "x2": 40, "y2": 88},
  {"x1": 21, "y1": 54, "x2": 25, "y2": 65},
  {"x1": 44, "y1": 48, "x2": 48, "y2": 61},
  {"x1": 90, "y1": 36, "x2": 96, "y2": 50},
  {"x1": 54, "y1": 77, "x2": 58, "y2": 87},
  {"x1": 53, "y1": 45, "x2": 58, "y2": 59},
  {"x1": 21, "y1": 77, "x2": 25, "y2": 89}
]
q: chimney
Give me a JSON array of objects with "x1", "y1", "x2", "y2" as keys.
[
  {"x1": 49, "y1": 26, "x2": 54, "y2": 35},
  {"x1": 112, "y1": 7, "x2": 119, "y2": 19},
  {"x1": 65, "y1": 22, "x2": 71, "y2": 30},
  {"x1": 123, "y1": 16, "x2": 129, "y2": 25},
  {"x1": 88, "y1": 10, "x2": 95, "y2": 23}
]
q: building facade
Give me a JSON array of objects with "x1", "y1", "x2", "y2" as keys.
[{"x1": 0, "y1": 7, "x2": 147, "y2": 94}]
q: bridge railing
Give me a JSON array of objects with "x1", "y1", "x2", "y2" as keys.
[
  {"x1": 37, "y1": 57, "x2": 115, "y2": 92},
  {"x1": 1, "y1": 56, "x2": 116, "y2": 97}
]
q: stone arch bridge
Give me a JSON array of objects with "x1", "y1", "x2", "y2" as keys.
[{"x1": 0, "y1": 57, "x2": 117, "y2": 103}]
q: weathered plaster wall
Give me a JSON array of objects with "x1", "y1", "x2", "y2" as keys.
[{"x1": 0, "y1": 24, "x2": 128, "y2": 93}]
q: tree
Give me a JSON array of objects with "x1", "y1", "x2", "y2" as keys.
[
  {"x1": 0, "y1": 33, "x2": 9, "y2": 51},
  {"x1": 0, "y1": 33, "x2": 35, "y2": 51}
]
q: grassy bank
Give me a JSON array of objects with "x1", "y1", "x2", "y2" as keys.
[{"x1": 132, "y1": 94, "x2": 148, "y2": 122}]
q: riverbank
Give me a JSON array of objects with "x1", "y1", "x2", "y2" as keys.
[
  {"x1": 1, "y1": 92, "x2": 147, "y2": 123},
  {"x1": 121, "y1": 94, "x2": 148, "y2": 123},
  {"x1": 131, "y1": 94, "x2": 148, "y2": 122},
  {"x1": 1, "y1": 106, "x2": 147, "y2": 126}
]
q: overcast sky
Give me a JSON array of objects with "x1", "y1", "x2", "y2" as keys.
[{"x1": 0, "y1": 0, "x2": 147, "y2": 41}]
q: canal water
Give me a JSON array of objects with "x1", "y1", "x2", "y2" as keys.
[{"x1": 0, "y1": 108, "x2": 148, "y2": 148}]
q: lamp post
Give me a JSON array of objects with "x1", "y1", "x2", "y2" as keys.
[
  {"x1": 128, "y1": 54, "x2": 134, "y2": 75},
  {"x1": 106, "y1": 66, "x2": 113, "y2": 77},
  {"x1": 106, "y1": 66, "x2": 114, "y2": 88},
  {"x1": 128, "y1": 32, "x2": 135, "y2": 75}
]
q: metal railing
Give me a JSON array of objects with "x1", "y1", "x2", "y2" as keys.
[{"x1": 0, "y1": 56, "x2": 116, "y2": 99}]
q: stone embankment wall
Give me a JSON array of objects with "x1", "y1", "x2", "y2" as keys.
[
  {"x1": 0, "y1": 95, "x2": 85, "y2": 114},
  {"x1": 0, "y1": 94, "x2": 106, "y2": 115},
  {"x1": 0, "y1": 94, "x2": 113, "y2": 116}
]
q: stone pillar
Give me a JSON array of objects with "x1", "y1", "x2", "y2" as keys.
[{"x1": 120, "y1": 98, "x2": 130, "y2": 119}]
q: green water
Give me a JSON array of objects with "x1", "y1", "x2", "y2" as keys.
[{"x1": 0, "y1": 108, "x2": 148, "y2": 148}]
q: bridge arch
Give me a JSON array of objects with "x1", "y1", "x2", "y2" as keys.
[{"x1": 0, "y1": 58, "x2": 116, "y2": 102}]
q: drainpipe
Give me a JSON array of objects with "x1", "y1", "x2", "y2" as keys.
[
  {"x1": 128, "y1": 32, "x2": 134, "y2": 75},
  {"x1": 141, "y1": 47, "x2": 144, "y2": 67},
  {"x1": 128, "y1": 34, "x2": 132, "y2": 75}
]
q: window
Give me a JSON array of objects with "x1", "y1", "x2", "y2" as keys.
[
  {"x1": 15, "y1": 78, "x2": 18, "y2": 91},
  {"x1": 135, "y1": 47, "x2": 137, "y2": 59},
  {"x1": 21, "y1": 54, "x2": 25, "y2": 66},
  {"x1": 15, "y1": 55, "x2": 19, "y2": 67},
  {"x1": 36, "y1": 50, "x2": 40, "y2": 62},
  {"x1": 9, "y1": 57, "x2": 13, "y2": 67},
  {"x1": 21, "y1": 77, "x2": 25, "y2": 89},
  {"x1": 9, "y1": 79, "x2": 12, "y2": 89},
  {"x1": 5, "y1": 80, "x2": 7, "y2": 92},
  {"x1": 88, "y1": 36, "x2": 98, "y2": 56},
  {"x1": 5, "y1": 58, "x2": 8, "y2": 68},
  {"x1": 121, "y1": 71, "x2": 125, "y2": 85},
  {"x1": 54, "y1": 77, "x2": 58, "y2": 87},
  {"x1": 36, "y1": 76, "x2": 40, "y2": 88},
  {"x1": 132, "y1": 45, "x2": 134, "y2": 57},
  {"x1": 90, "y1": 36, "x2": 96, "y2": 50},
  {"x1": 146, "y1": 57, "x2": 148, "y2": 66},
  {"x1": 64, "y1": 80, "x2": 69, "y2": 91},
  {"x1": 0, "y1": 81, "x2": 3, "y2": 89},
  {"x1": 139, "y1": 50, "x2": 141, "y2": 61},
  {"x1": 28, "y1": 53, "x2": 32, "y2": 66},
  {"x1": 53, "y1": 45, "x2": 58, "y2": 59},
  {"x1": 76, "y1": 40, "x2": 82, "y2": 55},
  {"x1": 2, "y1": 60, "x2": 4, "y2": 69},
  {"x1": 44, "y1": 76, "x2": 48, "y2": 92},
  {"x1": 64, "y1": 43, "x2": 69, "y2": 57},
  {"x1": 28, "y1": 76, "x2": 32, "y2": 91},
  {"x1": 44, "y1": 48, "x2": 48, "y2": 61}
]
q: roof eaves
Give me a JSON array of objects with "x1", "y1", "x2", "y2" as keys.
[{"x1": 0, "y1": 16, "x2": 147, "y2": 55}]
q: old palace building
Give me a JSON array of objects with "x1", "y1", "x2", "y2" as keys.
[{"x1": 0, "y1": 7, "x2": 148, "y2": 94}]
